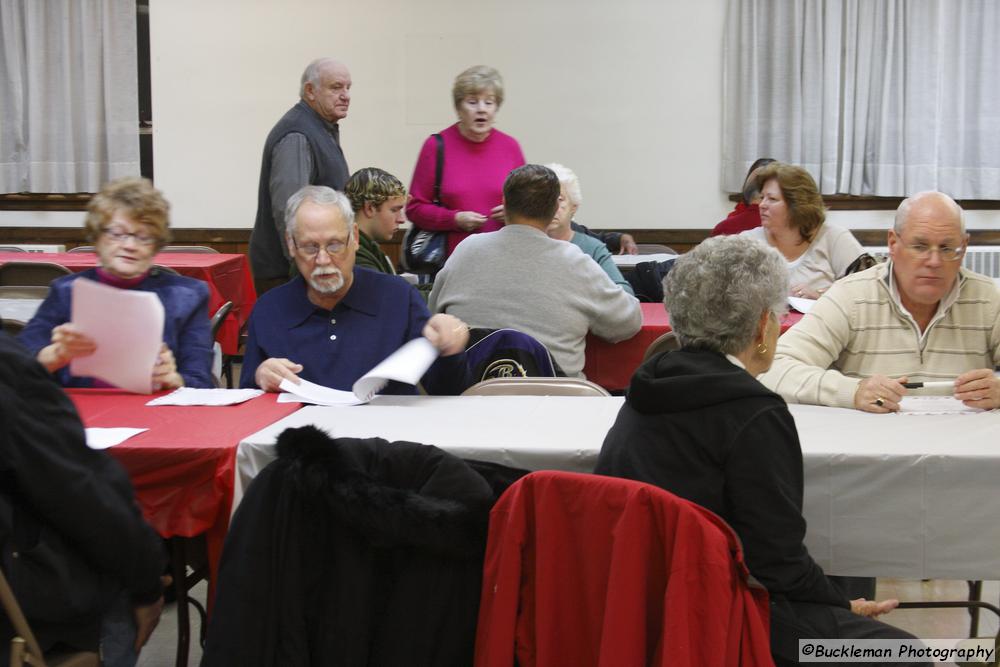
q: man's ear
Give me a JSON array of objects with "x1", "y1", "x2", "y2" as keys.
[
  {"x1": 887, "y1": 229, "x2": 899, "y2": 261},
  {"x1": 362, "y1": 201, "x2": 377, "y2": 218}
]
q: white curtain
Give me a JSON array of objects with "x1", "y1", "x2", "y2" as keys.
[
  {"x1": 0, "y1": 0, "x2": 139, "y2": 193},
  {"x1": 722, "y1": 0, "x2": 1000, "y2": 198}
]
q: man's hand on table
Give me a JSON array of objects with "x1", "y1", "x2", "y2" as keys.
[
  {"x1": 255, "y1": 358, "x2": 304, "y2": 392},
  {"x1": 954, "y1": 368, "x2": 1000, "y2": 410}
]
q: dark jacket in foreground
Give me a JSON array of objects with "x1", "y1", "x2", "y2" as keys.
[
  {"x1": 0, "y1": 333, "x2": 165, "y2": 653},
  {"x1": 595, "y1": 347, "x2": 847, "y2": 609},
  {"x1": 202, "y1": 427, "x2": 497, "y2": 667}
]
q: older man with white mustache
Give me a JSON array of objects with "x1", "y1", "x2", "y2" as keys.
[{"x1": 240, "y1": 185, "x2": 472, "y2": 394}]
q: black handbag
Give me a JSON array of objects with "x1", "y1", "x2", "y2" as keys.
[{"x1": 403, "y1": 134, "x2": 447, "y2": 274}]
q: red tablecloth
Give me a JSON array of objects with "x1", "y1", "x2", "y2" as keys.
[
  {"x1": 67, "y1": 389, "x2": 300, "y2": 593},
  {"x1": 583, "y1": 302, "x2": 804, "y2": 391},
  {"x1": 0, "y1": 252, "x2": 256, "y2": 354}
]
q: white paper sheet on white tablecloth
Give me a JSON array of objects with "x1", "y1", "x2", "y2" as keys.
[
  {"x1": 85, "y1": 427, "x2": 147, "y2": 449},
  {"x1": 788, "y1": 296, "x2": 816, "y2": 313},
  {"x1": 146, "y1": 388, "x2": 264, "y2": 406},
  {"x1": 69, "y1": 278, "x2": 164, "y2": 394},
  {"x1": 898, "y1": 396, "x2": 987, "y2": 415},
  {"x1": 277, "y1": 337, "x2": 439, "y2": 405}
]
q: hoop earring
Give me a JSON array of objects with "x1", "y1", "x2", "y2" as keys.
[{"x1": 756, "y1": 342, "x2": 768, "y2": 355}]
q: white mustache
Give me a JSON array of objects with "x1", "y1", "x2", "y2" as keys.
[{"x1": 308, "y1": 266, "x2": 344, "y2": 294}]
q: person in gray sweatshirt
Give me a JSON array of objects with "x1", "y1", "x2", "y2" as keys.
[{"x1": 429, "y1": 164, "x2": 641, "y2": 378}]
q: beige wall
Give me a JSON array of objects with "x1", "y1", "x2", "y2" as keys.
[{"x1": 2, "y1": 0, "x2": 996, "y2": 232}]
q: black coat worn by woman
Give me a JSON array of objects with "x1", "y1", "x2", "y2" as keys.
[{"x1": 202, "y1": 426, "x2": 497, "y2": 667}]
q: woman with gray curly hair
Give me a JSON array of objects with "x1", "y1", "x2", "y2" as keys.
[{"x1": 595, "y1": 235, "x2": 924, "y2": 667}]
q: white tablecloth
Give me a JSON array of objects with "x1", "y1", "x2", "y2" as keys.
[
  {"x1": 0, "y1": 298, "x2": 41, "y2": 323},
  {"x1": 237, "y1": 396, "x2": 1000, "y2": 579}
]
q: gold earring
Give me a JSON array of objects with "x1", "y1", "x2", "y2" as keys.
[{"x1": 756, "y1": 342, "x2": 768, "y2": 355}]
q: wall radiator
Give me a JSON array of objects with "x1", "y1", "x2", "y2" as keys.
[{"x1": 1, "y1": 244, "x2": 66, "y2": 253}]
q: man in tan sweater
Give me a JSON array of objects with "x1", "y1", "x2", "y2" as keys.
[{"x1": 760, "y1": 191, "x2": 1000, "y2": 412}]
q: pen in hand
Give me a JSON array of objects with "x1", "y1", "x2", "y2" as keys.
[{"x1": 902, "y1": 381, "x2": 955, "y2": 389}]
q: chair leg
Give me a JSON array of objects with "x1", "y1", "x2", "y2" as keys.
[
  {"x1": 170, "y1": 538, "x2": 190, "y2": 667},
  {"x1": 969, "y1": 580, "x2": 983, "y2": 637},
  {"x1": 10, "y1": 637, "x2": 26, "y2": 667}
]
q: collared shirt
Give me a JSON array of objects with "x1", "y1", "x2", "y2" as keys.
[
  {"x1": 886, "y1": 259, "x2": 961, "y2": 343},
  {"x1": 239, "y1": 267, "x2": 468, "y2": 394}
]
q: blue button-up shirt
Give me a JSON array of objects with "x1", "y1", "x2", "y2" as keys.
[{"x1": 240, "y1": 268, "x2": 469, "y2": 394}]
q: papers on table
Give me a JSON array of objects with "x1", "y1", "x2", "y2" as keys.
[
  {"x1": 85, "y1": 427, "x2": 147, "y2": 449},
  {"x1": 898, "y1": 396, "x2": 988, "y2": 415},
  {"x1": 278, "y1": 337, "x2": 439, "y2": 406},
  {"x1": 146, "y1": 388, "x2": 264, "y2": 406},
  {"x1": 788, "y1": 296, "x2": 816, "y2": 314},
  {"x1": 69, "y1": 278, "x2": 164, "y2": 394}
]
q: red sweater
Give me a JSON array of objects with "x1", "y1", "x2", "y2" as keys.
[
  {"x1": 406, "y1": 123, "x2": 525, "y2": 256},
  {"x1": 474, "y1": 471, "x2": 774, "y2": 667},
  {"x1": 711, "y1": 202, "x2": 762, "y2": 236}
]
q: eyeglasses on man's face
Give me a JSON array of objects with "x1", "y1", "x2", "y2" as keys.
[
  {"x1": 902, "y1": 241, "x2": 966, "y2": 262},
  {"x1": 101, "y1": 226, "x2": 158, "y2": 246},
  {"x1": 293, "y1": 238, "x2": 349, "y2": 258}
]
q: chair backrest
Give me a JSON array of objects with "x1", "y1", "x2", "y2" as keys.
[
  {"x1": 210, "y1": 301, "x2": 233, "y2": 339},
  {"x1": 462, "y1": 376, "x2": 610, "y2": 397},
  {"x1": 474, "y1": 471, "x2": 774, "y2": 667},
  {"x1": 1, "y1": 318, "x2": 26, "y2": 336},
  {"x1": 642, "y1": 331, "x2": 680, "y2": 362},
  {"x1": 0, "y1": 246, "x2": 27, "y2": 253},
  {"x1": 464, "y1": 328, "x2": 559, "y2": 383},
  {"x1": 635, "y1": 243, "x2": 678, "y2": 255},
  {"x1": 159, "y1": 245, "x2": 219, "y2": 254},
  {"x1": 0, "y1": 261, "x2": 72, "y2": 287},
  {"x1": 0, "y1": 285, "x2": 49, "y2": 299},
  {"x1": 66, "y1": 246, "x2": 95, "y2": 254},
  {"x1": 0, "y1": 567, "x2": 100, "y2": 667}
]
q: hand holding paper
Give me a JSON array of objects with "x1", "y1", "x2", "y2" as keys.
[
  {"x1": 279, "y1": 337, "x2": 440, "y2": 405},
  {"x1": 69, "y1": 278, "x2": 165, "y2": 393}
]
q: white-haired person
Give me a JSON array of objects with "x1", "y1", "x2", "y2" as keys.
[
  {"x1": 595, "y1": 235, "x2": 929, "y2": 667},
  {"x1": 760, "y1": 191, "x2": 1000, "y2": 412},
  {"x1": 241, "y1": 185, "x2": 472, "y2": 395},
  {"x1": 543, "y1": 163, "x2": 634, "y2": 296},
  {"x1": 250, "y1": 57, "x2": 352, "y2": 295},
  {"x1": 740, "y1": 162, "x2": 868, "y2": 299},
  {"x1": 406, "y1": 65, "x2": 525, "y2": 259}
]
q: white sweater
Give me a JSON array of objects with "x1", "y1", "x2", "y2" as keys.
[
  {"x1": 741, "y1": 222, "x2": 865, "y2": 293},
  {"x1": 429, "y1": 224, "x2": 641, "y2": 377}
]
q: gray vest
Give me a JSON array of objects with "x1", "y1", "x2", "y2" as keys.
[{"x1": 250, "y1": 101, "x2": 349, "y2": 279}]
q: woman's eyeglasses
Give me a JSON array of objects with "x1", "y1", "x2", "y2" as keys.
[{"x1": 102, "y1": 227, "x2": 158, "y2": 246}]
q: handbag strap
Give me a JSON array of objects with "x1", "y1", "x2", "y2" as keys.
[{"x1": 432, "y1": 133, "x2": 444, "y2": 206}]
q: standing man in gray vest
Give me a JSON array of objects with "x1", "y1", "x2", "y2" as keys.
[{"x1": 250, "y1": 58, "x2": 351, "y2": 295}]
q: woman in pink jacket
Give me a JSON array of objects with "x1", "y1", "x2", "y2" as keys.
[{"x1": 406, "y1": 65, "x2": 526, "y2": 257}]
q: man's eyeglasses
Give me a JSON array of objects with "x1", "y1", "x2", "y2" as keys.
[
  {"x1": 293, "y1": 238, "x2": 349, "y2": 258},
  {"x1": 902, "y1": 242, "x2": 966, "y2": 262},
  {"x1": 102, "y1": 227, "x2": 158, "y2": 246}
]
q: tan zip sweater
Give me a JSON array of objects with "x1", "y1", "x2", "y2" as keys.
[{"x1": 759, "y1": 263, "x2": 1000, "y2": 408}]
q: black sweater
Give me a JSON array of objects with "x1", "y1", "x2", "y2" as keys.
[{"x1": 595, "y1": 347, "x2": 848, "y2": 609}]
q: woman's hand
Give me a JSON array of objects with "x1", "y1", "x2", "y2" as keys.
[
  {"x1": 489, "y1": 204, "x2": 506, "y2": 221},
  {"x1": 37, "y1": 323, "x2": 97, "y2": 372},
  {"x1": 790, "y1": 284, "x2": 822, "y2": 300},
  {"x1": 850, "y1": 597, "x2": 898, "y2": 618},
  {"x1": 619, "y1": 234, "x2": 638, "y2": 255},
  {"x1": 152, "y1": 344, "x2": 184, "y2": 391},
  {"x1": 455, "y1": 211, "x2": 487, "y2": 231}
]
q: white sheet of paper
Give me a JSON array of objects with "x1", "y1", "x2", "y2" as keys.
[
  {"x1": 612, "y1": 253, "x2": 677, "y2": 268},
  {"x1": 146, "y1": 388, "x2": 264, "y2": 406},
  {"x1": 277, "y1": 337, "x2": 440, "y2": 405},
  {"x1": 353, "y1": 337, "x2": 439, "y2": 400},
  {"x1": 788, "y1": 296, "x2": 815, "y2": 313},
  {"x1": 898, "y1": 396, "x2": 987, "y2": 415},
  {"x1": 70, "y1": 278, "x2": 164, "y2": 394},
  {"x1": 278, "y1": 377, "x2": 365, "y2": 406},
  {"x1": 85, "y1": 427, "x2": 147, "y2": 449}
]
